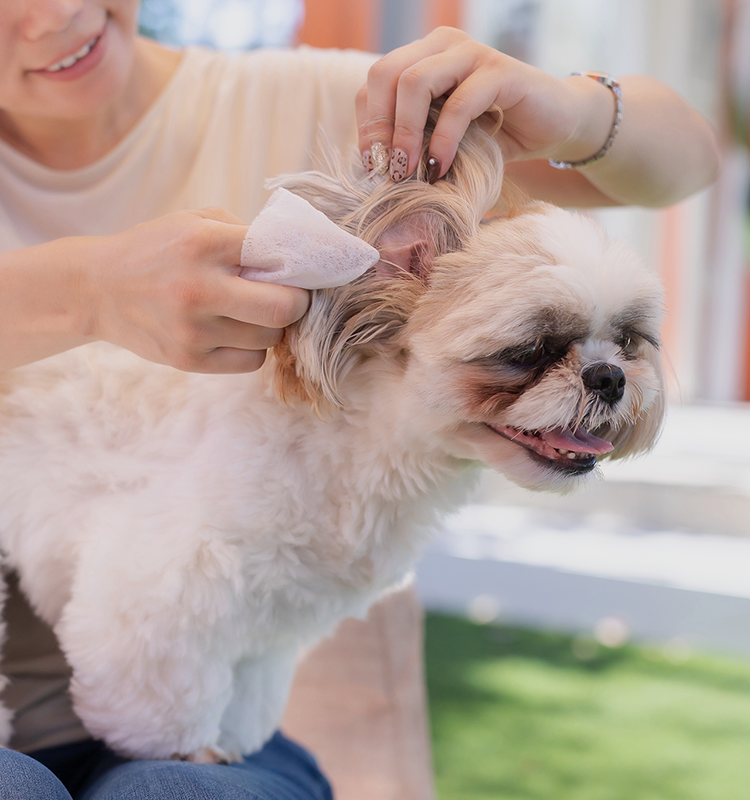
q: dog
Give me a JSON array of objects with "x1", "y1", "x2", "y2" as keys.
[{"x1": 0, "y1": 114, "x2": 665, "y2": 762}]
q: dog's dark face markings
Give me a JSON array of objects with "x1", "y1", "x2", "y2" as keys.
[{"x1": 460, "y1": 307, "x2": 592, "y2": 418}]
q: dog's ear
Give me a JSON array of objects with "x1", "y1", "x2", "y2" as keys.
[
  {"x1": 270, "y1": 102, "x2": 507, "y2": 412},
  {"x1": 374, "y1": 216, "x2": 439, "y2": 281},
  {"x1": 271, "y1": 200, "x2": 461, "y2": 412},
  {"x1": 270, "y1": 190, "x2": 481, "y2": 412},
  {"x1": 272, "y1": 275, "x2": 421, "y2": 414}
]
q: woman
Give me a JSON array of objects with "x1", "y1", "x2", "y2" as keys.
[{"x1": 0, "y1": 2, "x2": 718, "y2": 798}]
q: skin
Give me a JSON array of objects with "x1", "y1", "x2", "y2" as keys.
[{"x1": 0, "y1": 8, "x2": 720, "y2": 372}]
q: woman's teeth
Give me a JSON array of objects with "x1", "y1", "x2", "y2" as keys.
[{"x1": 46, "y1": 37, "x2": 98, "y2": 72}]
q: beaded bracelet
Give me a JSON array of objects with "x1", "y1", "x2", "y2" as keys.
[{"x1": 549, "y1": 72, "x2": 623, "y2": 170}]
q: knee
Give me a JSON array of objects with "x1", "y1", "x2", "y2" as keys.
[
  {"x1": 90, "y1": 756, "x2": 331, "y2": 800},
  {"x1": 0, "y1": 748, "x2": 72, "y2": 800},
  {"x1": 85, "y1": 761, "x2": 235, "y2": 800}
]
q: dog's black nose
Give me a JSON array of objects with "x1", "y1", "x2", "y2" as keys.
[{"x1": 582, "y1": 362, "x2": 626, "y2": 405}]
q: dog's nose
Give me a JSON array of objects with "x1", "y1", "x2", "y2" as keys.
[{"x1": 582, "y1": 362, "x2": 626, "y2": 405}]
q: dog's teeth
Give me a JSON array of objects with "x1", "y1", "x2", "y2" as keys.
[
  {"x1": 567, "y1": 452, "x2": 577, "y2": 460},
  {"x1": 557, "y1": 449, "x2": 569, "y2": 455}
]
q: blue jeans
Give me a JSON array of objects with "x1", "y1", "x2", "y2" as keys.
[{"x1": 0, "y1": 732, "x2": 333, "y2": 800}]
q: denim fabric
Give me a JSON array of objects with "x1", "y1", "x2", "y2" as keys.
[
  {"x1": 0, "y1": 746, "x2": 72, "y2": 800},
  {"x1": 0, "y1": 732, "x2": 333, "y2": 800}
]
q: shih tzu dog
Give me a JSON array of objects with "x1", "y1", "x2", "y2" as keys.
[{"x1": 0, "y1": 113, "x2": 665, "y2": 763}]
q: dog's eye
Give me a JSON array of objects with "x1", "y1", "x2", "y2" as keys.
[
  {"x1": 617, "y1": 332, "x2": 639, "y2": 357},
  {"x1": 512, "y1": 342, "x2": 546, "y2": 366}
]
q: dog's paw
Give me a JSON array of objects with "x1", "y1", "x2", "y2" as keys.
[{"x1": 176, "y1": 746, "x2": 242, "y2": 765}]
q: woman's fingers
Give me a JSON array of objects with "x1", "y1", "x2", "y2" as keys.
[
  {"x1": 358, "y1": 30, "x2": 510, "y2": 181},
  {"x1": 217, "y1": 275, "x2": 311, "y2": 331},
  {"x1": 356, "y1": 27, "x2": 584, "y2": 182},
  {"x1": 178, "y1": 346, "x2": 269, "y2": 375},
  {"x1": 181, "y1": 212, "x2": 312, "y2": 328},
  {"x1": 166, "y1": 316, "x2": 281, "y2": 375},
  {"x1": 211, "y1": 316, "x2": 284, "y2": 351},
  {"x1": 358, "y1": 28, "x2": 473, "y2": 176},
  {"x1": 398, "y1": 59, "x2": 507, "y2": 181},
  {"x1": 358, "y1": 32, "x2": 448, "y2": 140}
]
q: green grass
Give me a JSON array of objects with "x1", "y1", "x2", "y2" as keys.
[{"x1": 424, "y1": 613, "x2": 750, "y2": 800}]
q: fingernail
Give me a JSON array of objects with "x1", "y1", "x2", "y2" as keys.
[
  {"x1": 362, "y1": 150, "x2": 373, "y2": 172},
  {"x1": 371, "y1": 141, "x2": 390, "y2": 174},
  {"x1": 426, "y1": 155, "x2": 441, "y2": 185},
  {"x1": 390, "y1": 148, "x2": 408, "y2": 182}
]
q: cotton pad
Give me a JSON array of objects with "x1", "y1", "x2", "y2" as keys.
[{"x1": 239, "y1": 188, "x2": 380, "y2": 289}]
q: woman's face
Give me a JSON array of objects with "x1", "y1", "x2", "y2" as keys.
[{"x1": 0, "y1": 0, "x2": 141, "y2": 124}]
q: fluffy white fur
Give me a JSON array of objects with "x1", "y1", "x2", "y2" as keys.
[{"x1": 0, "y1": 115, "x2": 665, "y2": 762}]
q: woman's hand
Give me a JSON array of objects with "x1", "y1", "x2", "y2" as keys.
[
  {"x1": 357, "y1": 27, "x2": 719, "y2": 207},
  {"x1": 0, "y1": 208, "x2": 310, "y2": 373},
  {"x1": 357, "y1": 27, "x2": 605, "y2": 181}
]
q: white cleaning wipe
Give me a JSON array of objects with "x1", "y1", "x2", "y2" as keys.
[{"x1": 239, "y1": 188, "x2": 380, "y2": 289}]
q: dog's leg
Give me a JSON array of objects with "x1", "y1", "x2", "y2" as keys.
[
  {"x1": 216, "y1": 648, "x2": 299, "y2": 758},
  {"x1": 0, "y1": 568, "x2": 14, "y2": 745},
  {"x1": 54, "y1": 536, "x2": 252, "y2": 761}
]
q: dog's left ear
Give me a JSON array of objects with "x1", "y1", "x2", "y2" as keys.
[
  {"x1": 374, "y1": 216, "x2": 439, "y2": 281},
  {"x1": 274, "y1": 205, "x2": 459, "y2": 411},
  {"x1": 271, "y1": 192, "x2": 462, "y2": 413},
  {"x1": 272, "y1": 274, "x2": 421, "y2": 414},
  {"x1": 269, "y1": 101, "x2": 506, "y2": 413}
]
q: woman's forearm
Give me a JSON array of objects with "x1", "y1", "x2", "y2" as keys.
[
  {"x1": 0, "y1": 237, "x2": 96, "y2": 370},
  {"x1": 505, "y1": 75, "x2": 720, "y2": 208},
  {"x1": 548, "y1": 74, "x2": 720, "y2": 207}
]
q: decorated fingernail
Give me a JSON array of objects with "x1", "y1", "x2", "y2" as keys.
[
  {"x1": 362, "y1": 150, "x2": 373, "y2": 172},
  {"x1": 426, "y1": 155, "x2": 441, "y2": 185},
  {"x1": 390, "y1": 148, "x2": 408, "y2": 182},
  {"x1": 371, "y1": 141, "x2": 390, "y2": 174}
]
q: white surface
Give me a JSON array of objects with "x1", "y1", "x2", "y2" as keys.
[
  {"x1": 415, "y1": 403, "x2": 750, "y2": 656},
  {"x1": 435, "y1": 504, "x2": 750, "y2": 599}
]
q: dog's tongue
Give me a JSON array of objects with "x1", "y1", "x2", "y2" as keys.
[{"x1": 540, "y1": 426, "x2": 614, "y2": 455}]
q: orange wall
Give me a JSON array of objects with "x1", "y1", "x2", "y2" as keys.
[
  {"x1": 296, "y1": 0, "x2": 381, "y2": 51},
  {"x1": 424, "y1": 0, "x2": 462, "y2": 29},
  {"x1": 297, "y1": 0, "x2": 464, "y2": 51}
]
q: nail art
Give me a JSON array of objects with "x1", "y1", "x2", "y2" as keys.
[
  {"x1": 390, "y1": 148, "x2": 408, "y2": 182},
  {"x1": 426, "y1": 155, "x2": 441, "y2": 185},
  {"x1": 362, "y1": 150, "x2": 373, "y2": 172},
  {"x1": 370, "y1": 141, "x2": 390, "y2": 174}
]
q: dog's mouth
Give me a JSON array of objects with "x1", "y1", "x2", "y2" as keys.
[{"x1": 485, "y1": 423, "x2": 614, "y2": 472}]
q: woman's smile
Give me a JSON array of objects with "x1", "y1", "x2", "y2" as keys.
[{"x1": 29, "y1": 25, "x2": 107, "y2": 83}]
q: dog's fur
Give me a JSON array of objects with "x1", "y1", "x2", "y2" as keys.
[{"x1": 0, "y1": 116, "x2": 665, "y2": 761}]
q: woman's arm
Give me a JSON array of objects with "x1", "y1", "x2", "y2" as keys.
[
  {"x1": 502, "y1": 73, "x2": 720, "y2": 207},
  {"x1": 357, "y1": 28, "x2": 720, "y2": 207},
  {"x1": 0, "y1": 209, "x2": 309, "y2": 372}
]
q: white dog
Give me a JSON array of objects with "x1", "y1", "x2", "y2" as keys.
[{"x1": 0, "y1": 115, "x2": 665, "y2": 763}]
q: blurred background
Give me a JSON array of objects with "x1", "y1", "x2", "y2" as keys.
[{"x1": 139, "y1": 1, "x2": 750, "y2": 797}]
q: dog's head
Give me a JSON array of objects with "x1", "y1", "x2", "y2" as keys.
[{"x1": 270, "y1": 114, "x2": 665, "y2": 492}]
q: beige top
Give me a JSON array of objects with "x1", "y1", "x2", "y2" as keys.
[{"x1": 0, "y1": 43, "x2": 375, "y2": 753}]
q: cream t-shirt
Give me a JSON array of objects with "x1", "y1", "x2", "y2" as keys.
[{"x1": 0, "y1": 43, "x2": 375, "y2": 753}]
